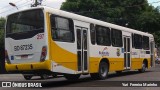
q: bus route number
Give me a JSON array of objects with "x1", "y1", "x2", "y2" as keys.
[{"x1": 37, "y1": 34, "x2": 44, "y2": 40}]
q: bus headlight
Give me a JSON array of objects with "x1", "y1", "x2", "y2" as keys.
[{"x1": 40, "y1": 46, "x2": 47, "y2": 62}]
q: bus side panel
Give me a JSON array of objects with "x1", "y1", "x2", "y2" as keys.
[
  {"x1": 89, "y1": 45, "x2": 125, "y2": 73},
  {"x1": 131, "y1": 58, "x2": 151, "y2": 70},
  {"x1": 131, "y1": 48, "x2": 142, "y2": 70},
  {"x1": 147, "y1": 58, "x2": 151, "y2": 69},
  {"x1": 49, "y1": 35, "x2": 77, "y2": 74},
  {"x1": 131, "y1": 58, "x2": 143, "y2": 70},
  {"x1": 89, "y1": 57, "x2": 99, "y2": 73},
  {"x1": 109, "y1": 58, "x2": 124, "y2": 72},
  {"x1": 89, "y1": 57, "x2": 125, "y2": 73}
]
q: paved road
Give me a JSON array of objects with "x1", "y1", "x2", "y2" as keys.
[{"x1": 0, "y1": 64, "x2": 160, "y2": 90}]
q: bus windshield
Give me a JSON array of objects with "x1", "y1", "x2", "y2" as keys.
[{"x1": 6, "y1": 9, "x2": 44, "y2": 39}]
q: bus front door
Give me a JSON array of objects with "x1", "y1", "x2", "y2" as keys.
[
  {"x1": 124, "y1": 37, "x2": 131, "y2": 69},
  {"x1": 76, "y1": 27, "x2": 89, "y2": 73}
]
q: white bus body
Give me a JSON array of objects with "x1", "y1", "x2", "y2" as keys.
[{"x1": 5, "y1": 6, "x2": 155, "y2": 80}]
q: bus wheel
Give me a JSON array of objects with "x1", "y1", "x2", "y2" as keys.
[
  {"x1": 64, "y1": 74, "x2": 80, "y2": 81},
  {"x1": 40, "y1": 74, "x2": 49, "y2": 79},
  {"x1": 138, "y1": 62, "x2": 146, "y2": 73},
  {"x1": 90, "y1": 61, "x2": 108, "y2": 80},
  {"x1": 23, "y1": 75, "x2": 32, "y2": 80},
  {"x1": 52, "y1": 73, "x2": 57, "y2": 78}
]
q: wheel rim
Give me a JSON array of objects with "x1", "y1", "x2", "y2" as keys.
[
  {"x1": 41, "y1": 74, "x2": 48, "y2": 79},
  {"x1": 142, "y1": 63, "x2": 146, "y2": 71},
  {"x1": 27, "y1": 76, "x2": 31, "y2": 79},
  {"x1": 24, "y1": 76, "x2": 31, "y2": 80},
  {"x1": 100, "y1": 64, "x2": 107, "y2": 77}
]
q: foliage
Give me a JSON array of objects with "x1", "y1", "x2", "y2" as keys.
[
  {"x1": 0, "y1": 17, "x2": 5, "y2": 44},
  {"x1": 0, "y1": 17, "x2": 5, "y2": 73},
  {"x1": 61, "y1": 0, "x2": 160, "y2": 46}
]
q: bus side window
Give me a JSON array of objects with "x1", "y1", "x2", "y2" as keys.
[
  {"x1": 96, "y1": 25, "x2": 111, "y2": 46},
  {"x1": 111, "y1": 29, "x2": 122, "y2": 47},
  {"x1": 134, "y1": 34, "x2": 142, "y2": 49},
  {"x1": 132, "y1": 34, "x2": 135, "y2": 48},
  {"x1": 50, "y1": 15, "x2": 58, "y2": 39},
  {"x1": 50, "y1": 15, "x2": 74, "y2": 42},
  {"x1": 143, "y1": 36, "x2": 149, "y2": 50},
  {"x1": 90, "y1": 24, "x2": 95, "y2": 45}
]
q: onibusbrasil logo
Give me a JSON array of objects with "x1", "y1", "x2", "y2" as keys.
[{"x1": 1, "y1": 82, "x2": 42, "y2": 88}]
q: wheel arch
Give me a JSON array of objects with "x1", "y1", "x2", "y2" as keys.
[
  {"x1": 99, "y1": 58, "x2": 110, "y2": 70},
  {"x1": 143, "y1": 59, "x2": 148, "y2": 68}
]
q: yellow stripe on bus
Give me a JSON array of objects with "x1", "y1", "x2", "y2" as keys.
[{"x1": 5, "y1": 60, "x2": 51, "y2": 71}]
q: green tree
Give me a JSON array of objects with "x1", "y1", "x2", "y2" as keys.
[
  {"x1": 61, "y1": 0, "x2": 150, "y2": 27},
  {"x1": 0, "y1": 17, "x2": 5, "y2": 73},
  {"x1": 0, "y1": 17, "x2": 5, "y2": 42},
  {"x1": 61, "y1": 0, "x2": 160, "y2": 46},
  {"x1": 61, "y1": 0, "x2": 107, "y2": 21},
  {"x1": 0, "y1": 17, "x2": 5, "y2": 51},
  {"x1": 153, "y1": 31, "x2": 160, "y2": 46}
]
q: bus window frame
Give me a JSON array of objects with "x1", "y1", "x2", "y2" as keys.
[
  {"x1": 50, "y1": 14, "x2": 75, "y2": 43},
  {"x1": 90, "y1": 23, "x2": 96, "y2": 45},
  {"x1": 142, "y1": 36, "x2": 149, "y2": 50},
  {"x1": 134, "y1": 34, "x2": 142, "y2": 49},
  {"x1": 95, "y1": 25, "x2": 111, "y2": 46},
  {"x1": 111, "y1": 29, "x2": 123, "y2": 47}
]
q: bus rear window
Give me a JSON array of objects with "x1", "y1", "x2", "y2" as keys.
[{"x1": 6, "y1": 9, "x2": 44, "y2": 39}]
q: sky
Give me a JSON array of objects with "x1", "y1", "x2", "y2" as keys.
[
  {"x1": 0, "y1": 0, "x2": 159, "y2": 18},
  {"x1": 0, "y1": 0, "x2": 65, "y2": 17}
]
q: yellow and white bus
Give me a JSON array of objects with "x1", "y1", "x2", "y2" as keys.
[{"x1": 5, "y1": 6, "x2": 155, "y2": 80}]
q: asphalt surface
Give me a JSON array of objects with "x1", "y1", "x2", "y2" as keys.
[{"x1": 0, "y1": 64, "x2": 160, "y2": 90}]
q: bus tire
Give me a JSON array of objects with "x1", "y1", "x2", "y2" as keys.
[
  {"x1": 90, "y1": 61, "x2": 108, "y2": 80},
  {"x1": 52, "y1": 73, "x2": 58, "y2": 78},
  {"x1": 23, "y1": 75, "x2": 32, "y2": 80},
  {"x1": 40, "y1": 74, "x2": 49, "y2": 79},
  {"x1": 64, "y1": 74, "x2": 80, "y2": 81},
  {"x1": 138, "y1": 62, "x2": 146, "y2": 73}
]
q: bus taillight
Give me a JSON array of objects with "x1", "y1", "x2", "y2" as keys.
[
  {"x1": 5, "y1": 50, "x2": 11, "y2": 64},
  {"x1": 40, "y1": 46, "x2": 47, "y2": 62}
]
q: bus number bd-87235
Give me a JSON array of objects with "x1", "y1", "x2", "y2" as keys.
[{"x1": 14, "y1": 44, "x2": 33, "y2": 51}]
